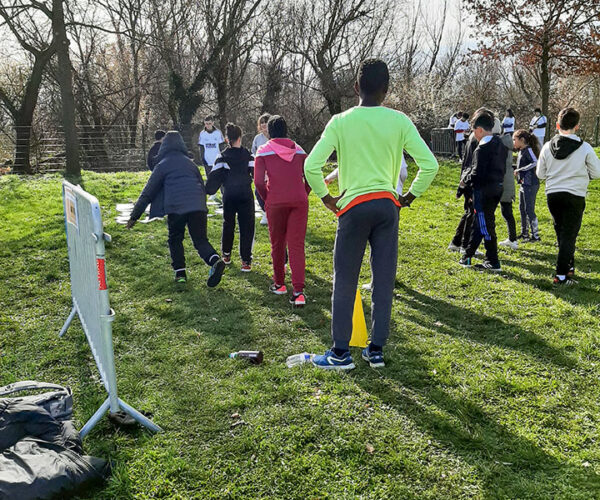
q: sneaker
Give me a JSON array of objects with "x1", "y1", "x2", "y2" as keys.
[
  {"x1": 459, "y1": 256, "x2": 472, "y2": 267},
  {"x1": 174, "y1": 269, "x2": 187, "y2": 283},
  {"x1": 241, "y1": 261, "x2": 252, "y2": 272},
  {"x1": 312, "y1": 349, "x2": 355, "y2": 371},
  {"x1": 362, "y1": 346, "x2": 385, "y2": 368},
  {"x1": 260, "y1": 213, "x2": 268, "y2": 226},
  {"x1": 474, "y1": 260, "x2": 502, "y2": 272},
  {"x1": 269, "y1": 283, "x2": 287, "y2": 295},
  {"x1": 207, "y1": 259, "x2": 226, "y2": 287},
  {"x1": 567, "y1": 268, "x2": 575, "y2": 279},
  {"x1": 222, "y1": 253, "x2": 232, "y2": 265},
  {"x1": 529, "y1": 236, "x2": 541, "y2": 243},
  {"x1": 553, "y1": 276, "x2": 577, "y2": 286},
  {"x1": 289, "y1": 292, "x2": 306, "y2": 307},
  {"x1": 499, "y1": 238, "x2": 518, "y2": 250},
  {"x1": 517, "y1": 233, "x2": 529, "y2": 240},
  {"x1": 448, "y1": 242, "x2": 462, "y2": 252}
]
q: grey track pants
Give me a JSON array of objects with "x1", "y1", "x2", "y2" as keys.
[{"x1": 332, "y1": 198, "x2": 399, "y2": 350}]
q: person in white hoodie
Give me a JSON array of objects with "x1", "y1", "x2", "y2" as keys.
[{"x1": 536, "y1": 107, "x2": 600, "y2": 286}]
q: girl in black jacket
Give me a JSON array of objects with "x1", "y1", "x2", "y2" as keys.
[
  {"x1": 127, "y1": 131, "x2": 225, "y2": 286},
  {"x1": 206, "y1": 123, "x2": 255, "y2": 272}
]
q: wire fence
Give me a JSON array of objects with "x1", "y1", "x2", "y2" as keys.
[{"x1": 0, "y1": 125, "x2": 157, "y2": 172}]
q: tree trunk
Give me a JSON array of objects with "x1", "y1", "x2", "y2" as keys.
[
  {"x1": 540, "y1": 37, "x2": 550, "y2": 121},
  {"x1": 13, "y1": 124, "x2": 33, "y2": 174},
  {"x1": 52, "y1": 0, "x2": 80, "y2": 177}
]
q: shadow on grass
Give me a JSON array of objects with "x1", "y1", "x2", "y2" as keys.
[
  {"x1": 394, "y1": 283, "x2": 577, "y2": 369},
  {"x1": 355, "y1": 360, "x2": 600, "y2": 498}
]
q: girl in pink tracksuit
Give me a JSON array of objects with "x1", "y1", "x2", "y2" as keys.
[{"x1": 254, "y1": 115, "x2": 310, "y2": 306}]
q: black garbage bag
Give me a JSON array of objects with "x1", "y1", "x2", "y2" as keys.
[{"x1": 0, "y1": 382, "x2": 109, "y2": 500}]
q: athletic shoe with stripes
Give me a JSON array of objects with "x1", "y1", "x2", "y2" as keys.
[
  {"x1": 289, "y1": 292, "x2": 306, "y2": 307},
  {"x1": 474, "y1": 260, "x2": 502, "y2": 272},
  {"x1": 312, "y1": 349, "x2": 355, "y2": 371},
  {"x1": 553, "y1": 276, "x2": 577, "y2": 286},
  {"x1": 269, "y1": 283, "x2": 287, "y2": 295},
  {"x1": 361, "y1": 346, "x2": 385, "y2": 368}
]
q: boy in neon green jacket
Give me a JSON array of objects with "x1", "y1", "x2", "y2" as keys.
[{"x1": 305, "y1": 59, "x2": 438, "y2": 370}]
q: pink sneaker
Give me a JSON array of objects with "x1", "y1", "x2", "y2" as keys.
[{"x1": 269, "y1": 283, "x2": 287, "y2": 295}]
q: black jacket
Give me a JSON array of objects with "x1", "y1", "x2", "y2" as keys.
[
  {"x1": 206, "y1": 146, "x2": 254, "y2": 201},
  {"x1": 131, "y1": 132, "x2": 207, "y2": 220},
  {"x1": 463, "y1": 135, "x2": 507, "y2": 190},
  {"x1": 457, "y1": 133, "x2": 478, "y2": 197},
  {"x1": 147, "y1": 140, "x2": 162, "y2": 171}
]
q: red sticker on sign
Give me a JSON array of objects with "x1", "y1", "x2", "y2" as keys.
[{"x1": 96, "y1": 258, "x2": 107, "y2": 290}]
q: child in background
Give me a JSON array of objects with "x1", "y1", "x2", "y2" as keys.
[
  {"x1": 454, "y1": 112, "x2": 470, "y2": 160},
  {"x1": 502, "y1": 109, "x2": 515, "y2": 135},
  {"x1": 255, "y1": 115, "x2": 310, "y2": 307},
  {"x1": 536, "y1": 107, "x2": 600, "y2": 285},
  {"x1": 252, "y1": 113, "x2": 271, "y2": 226},
  {"x1": 529, "y1": 108, "x2": 547, "y2": 149},
  {"x1": 497, "y1": 118, "x2": 518, "y2": 250},
  {"x1": 458, "y1": 110, "x2": 507, "y2": 272},
  {"x1": 147, "y1": 129, "x2": 165, "y2": 171},
  {"x1": 126, "y1": 131, "x2": 225, "y2": 287},
  {"x1": 449, "y1": 112, "x2": 459, "y2": 129},
  {"x1": 304, "y1": 58, "x2": 438, "y2": 370},
  {"x1": 513, "y1": 129, "x2": 541, "y2": 242},
  {"x1": 198, "y1": 115, "x2": 225, "y2": 179},
  {"x1": 206, "y1": 123, "x2": 255, "y2": 272}
]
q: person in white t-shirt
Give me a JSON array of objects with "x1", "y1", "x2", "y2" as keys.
[
  {"x1": 198, "y1": 115, "x2": 225, "y2": 178},
  {"x1": 502, "y1": 108, "x2": 515, "y2": 135},
  {"x1": 529, "y1": 107, "x2": 547, "y2": 148},
  {"x1": 448, "y1": 112, "x2": 459, "y2": 128},
  {"x1": 454, "y1": 112, "x2": 470, "y2": 160}
]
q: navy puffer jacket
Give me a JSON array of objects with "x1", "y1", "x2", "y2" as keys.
[{"x1": 131, "y1": 131, "x2": 207, "y2": 219}]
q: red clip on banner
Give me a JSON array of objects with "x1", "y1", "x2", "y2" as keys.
[{"x1": 96, "y1": 258, "x2": 107, "y2": 290}]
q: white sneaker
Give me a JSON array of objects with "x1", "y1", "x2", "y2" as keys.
[
  {"x1": 499, "y1": 238, "x2": 518, "y2": 250},
  {"x1": 448, "y1": 242, "x2": 461, "y2": 252},
  {"x1": 260, "y1": 213, "x2": 268, "y2": 226}
]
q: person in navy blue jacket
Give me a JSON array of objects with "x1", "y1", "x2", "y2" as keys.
[
  {"x1": 127, "y1": 130, "x2": 225, "y2": 286},
  {"x1": 513, "y1": 129, "x2": 541, "y2": 241}
]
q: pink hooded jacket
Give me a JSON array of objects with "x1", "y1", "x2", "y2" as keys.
[{"x1": 254, "y1": 138, "x2": 311, "y2": 206}]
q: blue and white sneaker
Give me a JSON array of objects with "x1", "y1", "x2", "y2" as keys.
[
  {"x1": 311, "y1": 349, "x2": 355, "y2": 371},
  {"x1": 362, "y1": 346, "x2": 385, "y2": 368}
]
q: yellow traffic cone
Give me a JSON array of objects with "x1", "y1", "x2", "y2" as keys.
[{"x1": 349, "y1": 289, "x2": 368, "y2": 348}]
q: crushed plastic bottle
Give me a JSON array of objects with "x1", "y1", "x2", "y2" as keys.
[{"x1": 286, "y1": 352, "x2": 314, "y2": 368}]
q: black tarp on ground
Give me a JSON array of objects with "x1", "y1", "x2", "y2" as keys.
[{"x1": 0, "y1": 382, "x2": 109, "y2": 499}]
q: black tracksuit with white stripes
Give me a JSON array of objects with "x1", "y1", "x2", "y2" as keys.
[
  {"x1": 462, "y1": 135, "x2": 507, "y2": 265},
  {"x1": 206, "y1": 147, "x2": 255, "y2": 263}
]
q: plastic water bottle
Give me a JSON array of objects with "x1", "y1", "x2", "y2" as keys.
[
  {"x1": 286, "y1": 352, "x2": 314, "y2": 368},
  {"x1": 229, "y1": 350, "x2": 264, "y2": 365}
]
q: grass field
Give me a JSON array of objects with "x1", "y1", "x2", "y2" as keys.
[{"x1": 1, "y1": 158, "x2": 600, "y2": 499}]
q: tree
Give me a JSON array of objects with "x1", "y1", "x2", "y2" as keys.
[
  {"x1": 290, "y1": 0, "x2": 393, "y2": 116},
  {"x1": 464, "y1": 0, "x2": 600, "y2": 118},
  {"x1": 0, "y1": 2, "x2": 57, "y2": 173},
  {"x1": 149, "y1": 0, "x2": 262, "y2": 145}
]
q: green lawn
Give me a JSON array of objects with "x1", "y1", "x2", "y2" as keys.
[{"x1": 1, "y1": 160, "x2": 600, "y2": 499}]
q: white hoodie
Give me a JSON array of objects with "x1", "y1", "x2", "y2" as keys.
[{"x1": 537, "y1": 133, "x2": 600, "y2": 197}]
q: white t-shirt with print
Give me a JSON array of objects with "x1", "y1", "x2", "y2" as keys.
[
  {"x1": 198, "y1": 129, "x2": 224, "y2": 166},
  {"x1": 529, "y1": 115, "x2": 547, "y2": 140}
]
